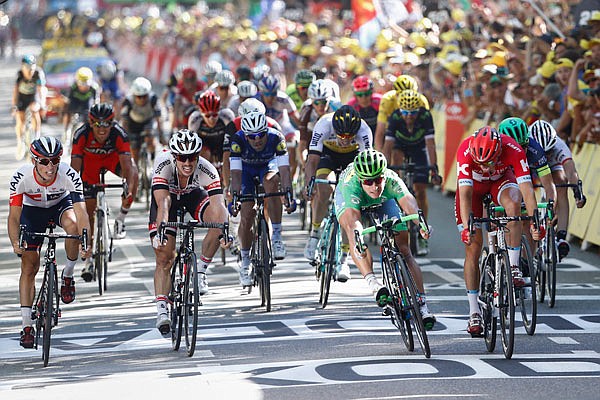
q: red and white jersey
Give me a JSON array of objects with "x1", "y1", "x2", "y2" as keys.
[
  {"x1": 9, "y1": 163, "x2": 84, "y2": 207},
  {"x1": 151, "y1": 150, "x2": 222, "y2": 197},
  {"x1": 456, "y1": 135, "x2": 531, "y2": 187}
]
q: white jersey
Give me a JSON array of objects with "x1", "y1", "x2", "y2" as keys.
[
  {"x1": 151, "y1": 150, "x2": 222, "y2": 197},
  {"x1": 308, "y1": 112, "x2": 373, "y2": 154},
  {"x1": 546, "y1": 137, "x2": 572, "y2": 171},
  {"x1": 9, "y1": 162, "x2": 84, "y2": 208}
]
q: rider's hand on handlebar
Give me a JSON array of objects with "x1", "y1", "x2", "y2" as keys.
[
  {"x1": 419, "y1": 224, "x2": 432, "y2": 240},
  {"x1": 530, "y1": 223, "x2": 545, "y2": 241},
  {"x1": 461, "y1": 228, "x2": 471, "y2": 245},
  {"x1": 12, "y1": 241, "x2": 25, "y2": 255}
]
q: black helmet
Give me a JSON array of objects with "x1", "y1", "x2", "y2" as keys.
[
  {"x1": 332, "y1": 105, "x2": 362, "y2": 135},
  {"x1": 30, "y1": 136, "x2": 63, "y2": 158},
  {"x1": 89, "y1": 103, "x2": 114, "y2": 122}
]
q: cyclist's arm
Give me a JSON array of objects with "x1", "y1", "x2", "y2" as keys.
[
  {"x1": 118, "y1": 154, "x2": 136, "y2": 198},
  {"x1": 70, "y1": 155, "x2": 83, "y2": 173},
  {"x1": 519, "y1": 180, "x2": 538, "y2": 217},
  {"x1": 72, "y1": 200, "x2": 92, "y2": 253},
  {"x1": 7, "y1": 205, "x2": 23, "y2": 254},
  {"x1": 382, "y1": 137, "x2": 394, "y2": 164},
  {"x1": 12, "y1": 84, "x2": 18, "y2": 111},
  {"x1": 304, "y1": 153, "x2": 320, "y2": 182},
  {"x1": 230, "y1": 168, "x2": 242, "y2": 195},
  {"x1": 374, "y1": 121, "x2": 387, "y2": 151},
  {"x1": 153, "y1": 188, "x2": 171, "y2": 226},
  {"x1": 538, "y1": 171, "x2": 557, "y2": 204},
  {"x1": 458, "y1": 185, "x2": 473, "y2": 229},
  {"x1": 425, "y1": 137, "x2": 437, "y2": 171},
  {"x1": 397, "y1": 192, "x2": 419, "y2": 216}
]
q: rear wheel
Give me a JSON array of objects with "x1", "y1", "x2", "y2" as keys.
[
  {"x1": 498, "y1": 251, "x2": 515, "y2": 359},
  {"x1": 320, "y1": 219, "x2": 338, "y2": 308},
  {"x1": 170, "y1": 256, "x2": 183, "y2": 351},
  {"x1": 184, "y1": 253, "x2": 199, "y2": 357},
  {"x1": 42, "y1": 264, "x2": 55, "y2": 367},
  {"x1": 546, "y1": 225, "x2": 557, "y2": 308},
  {"x1": 519, "y1": 236, "x2": 537, "y2": 335},
  {"x1": 95, "y1": 212, "x2": 105, "y2": 296},
  {"x1": 383, "y1": 255, "x2": 413, "y2": 352}
]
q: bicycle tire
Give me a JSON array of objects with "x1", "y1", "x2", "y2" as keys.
[
  {"x1": 170, "y1": 255, "x2": 183, "y2": 351},
  {"x1": 546, "y1": 225, "x2": 557, "y2": 308},
  {"x1": 399, "y1": 256, "x2": 431, "y2": 358},
  {"x1": 480, "y1": 248, "x2": 497, "y2": 352},
  {"x1": 95, "y1": 211, "x2": 105, "y2": 296},
  {"x1": 535, "y1": 243, "x2": 546, "y2": 304},
  {"x1": 498, "y1": 251, "x2": 515, "y2": 359},
  {"x1": 184, "y1": 253, "x2": 199, "y2": 357},
  {"x1": 42, "y1": 263, "x2": 55, "y2": 367},
  {"x1": 519, "y1": 236, "x2": 537, "y2": 336},
  {"x1": 383, "y1": 254, "x2": 413, "y2": 352},
  {"x1": 260, "y1": 218, "x2": 272, "y2": 312},
  {"x1": 320, "y1": 218, "x2": 338, "y2": 308},
  {"x1": 409, "y1": 223, "x2": 419, "y2": 256}
]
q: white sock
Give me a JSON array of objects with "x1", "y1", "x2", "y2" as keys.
[
  {"x1": 508, "y1": 246, "x2": 520, "y2": 267},
  {"x1": 272, "y1": 223, "x2": 282, "y2": 241},
  {"x1": 155, "y1": 295, "x2": 168, "y2": 315},
  {"x1": 21, "y1": 307, "x2": 32, "y2": 327},
  {"x1": 467, "y1": 290, "x2": 480, "y2": 315},
  {"x1": 241, "y1": 249, "x2": 250, "y2": 262},
  {"x1": 63, "y1": 258, "x2": 77, "y2": 277},
  {"x1": 198, "y1": 255, "x2": 211, "y2": 274}
]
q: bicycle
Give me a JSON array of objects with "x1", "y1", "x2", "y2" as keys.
[
  {"x1": 87, "y1": 169, "x2": 127, "y2": 295},
  {"x1": 535, "y1": 200, "x2": 557, "y2": 308},
  {"x1": 355, "y1": 205, "x2": 432, "y2": 358},
  {"x1": 18, "y1": 222, "x2": 87, "y2": 367},
  {"x1": 306, "y1": 172, "x2": 341, "y2": 309},
  {"x1": 158, "y1": 209, "x2": 229, "y2": 357},
  {"x1": 233, "y1": 180, "x2": 294, "y2": 312},
  {"x1": 137, "y1": 130, "x2": 155, "y2": 211},
  {"x1": 469, "y1": 199, "x2": 539, "y2": 359}
]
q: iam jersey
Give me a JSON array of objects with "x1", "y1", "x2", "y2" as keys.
[
  {"x1": 456, "y1": 135, "x2": 531, "y2": 187},
  {"x1": 309, "y1": 112, "x2": 372, "y2": 155},
  {"x1": 9, "y1": 163, "x2": 84, "y2": 208},
  {"x1": 151, "y1": 150, "x2": 222, "y2": 197},
  {"x1": 229, "y1": 127, "x2": 288, "y2": 167},
  {"x1": 385, "y1": 108, "x2": 434, "y2": 149}
]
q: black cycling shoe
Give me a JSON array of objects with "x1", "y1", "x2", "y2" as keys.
[{"x1": 81, "y1": 264, "x2": 93, "y2": 282}]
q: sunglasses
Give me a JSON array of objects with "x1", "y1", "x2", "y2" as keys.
[
  {"x1": 262, "y1": 91, "x2": 277, "y2": 97},
  {"x1": 204, "y1": 112, "x2": 219, "y2": 118},
  {"x1": 246, "y1": 131, "x2": 267, "y2": 140},
  {"x1": 35, "y1": 156, "x2": 61, "y2": 166},
  {"x1": 475, "y1": 160, "x2": 495, "y2": 167},
  {"x1": 355, "y1": 90, "x2": 372, "y2": 97},
  {"x1": 336, "y1": 133, "x2": 355, "y2": 140},
  {"x1": 92, "y1": 120, "x2": 112, "y2": 128},
  {"x1": 135, "y1": 95, "x2": 148, "y2": 99},
  {"x1": 175, "y1": 153, "x2": 200, "y2": 162},
  {"x1": 400, "y1": 109, "x2": 418, "y2": 116},
  {"x1": 313, "y1": 99, "x2": 327, "y2": 106},
  {"x1": 362, "y1": 176, "x2": 384, "y2": 186}
]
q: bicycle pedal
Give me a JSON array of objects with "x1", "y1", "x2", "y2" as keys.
[{"x1": 382, "y1": 306, "x2": 391, "y2": 316}]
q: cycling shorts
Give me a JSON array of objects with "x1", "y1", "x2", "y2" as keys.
[
  {"x1": 20, "y1": 197, "x2": 73, "y2": 250},
  {"x1": 148, "y1": 188, "x2": 210, "y2": 238},
  {"x1": 316, "y1": 147, "x2": 357, "y2": 177},
  {"x1": 241, "y1": 159, "x2": 279, "y2": 195}
]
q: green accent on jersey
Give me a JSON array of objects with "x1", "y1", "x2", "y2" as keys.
[
  {"x1": 537, "y1": 164, "x2": 551, "y2": 178},
  {"x1": 286, "y1": 84, "x2": 304, "y2": 110}
]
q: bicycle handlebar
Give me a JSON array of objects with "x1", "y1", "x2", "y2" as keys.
[
  {"x1": 306, "y1": 176, "x2": 338, "y2": 198},
  {"x1": 19, "y1": 225, "x2": 88, "y2": 250}
]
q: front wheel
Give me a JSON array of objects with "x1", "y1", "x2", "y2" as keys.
[
  {"x1": 95, "y1": 212, "x2": 105, "y2": 296},
  {"x1": 183, "y1": 253, "x2": 199, "y2": 357},
  {"x1": 259, "y1": 219, "x2": 272, "y2": 312},
  {"x1": 479, "y1": 248, "x2": 497, "y2": 352},
  {"x1": 498, "y1": 251, "x2": 515, "y2": 359},
  {"x1": 384, "y1": 256, "x2": 413, "y2": 352},
  {"x1": 320, "y1": 219, "x2": 339, "y2": 308},
  {"x1": 42, "y1": 264, "x2": 56, "y2": 367},
  {"x1": 170, "y1": 256, "x2": 183, "y2": 351},
  {"x1": 519, "y1": 236, "x2": 537, "y2": 336},
  {"x1": 546, "y1": 225, "x2": 557, "y2": 308},
  {"x1": 400, "y1": 257, "x2": 431, "y2": 358}
]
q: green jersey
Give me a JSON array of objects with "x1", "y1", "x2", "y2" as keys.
[{"x1": 285, "y1": 83, "x2": 304, "y2": 110}]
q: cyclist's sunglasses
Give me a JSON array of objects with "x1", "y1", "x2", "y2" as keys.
[
  {"x1": 475, "y1": 160, "x2": 495, "y2": 167},
  {"x1": 262, "y1": 91, "x2": 277, "y2": 97},
  {"x1": 362, "y1": 176, "x2": 384, "y2": 186},
  {"x1": 313, "y1": 99, "x2": 327, "y2": 106},
  {"x1": 92, "y1": 120, "x2": 112, "y2": 128},
  {"x1": 355, "y1": 90, "x2": 372, "y2": 97},
  {"x1": 336, "y1": 133, "x2": 355, "y2": 140},
  {"x1": 34, "y1": 156, "x2": 61, "y2": 166},
  {"x1": 400, "y1": 109, "x2": 418, "y2": 116},
  {"x1": 246, "y1": 131, "x2": 267, "y2": 140},
  {"x1": 204, "y1": 112, "x2": 219, "y2": 118},
  {"x1": 175, "y1": 153, "x2": 200, "y2": 162}
]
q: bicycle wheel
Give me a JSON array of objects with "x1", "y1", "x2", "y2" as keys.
[
  {"x1": 183, "y1": 253, "x2": 199, "y2": 357},
  {"x1": 260, "y1": 219, "x2": 272, "y2": 312},
  {"x1": 546, "y1": 225, "x2": 557, "y2": 308},
  {"x1": 382, "y1": 255, "x2": 413, "y2": 352},
  {"x1": 95, "y1": 211, "x2": 105, "y2": 295},
  {"x1": 498, "y1": 251, "x2": 515, "y2": 359},
  {"x1": 320, "y1": 219, "x2": 339, "y2": 308},
  {"x1": 535, "y1": 240, "x2": 546, "y2": 304},
  {"x1": 169, "y1": 256, "x2": 183, "y2": 351},
  {"x1": 479, "y1": 248, "x2": 497, "y2": 352},
  {"x1": 399, "y1": 256, "x2": 431, "y2": 358},
  {"x1": 42, "y1": 264, "x2": 56, "y2": 367},
  {"x1": 409, "y1": 223, "x2": 419, "y2": 256},
  {"x1": 519, "y1": 236, "x2": 537, "y2": 336}
]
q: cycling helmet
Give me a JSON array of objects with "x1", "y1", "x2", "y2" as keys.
[
  {"x1": 22, "y1": 54, "x2": 36, "y2": 65},
  {"x1": 469, "y1": 126, "x2": 502, "y2": 164},
  {"x1": 98, "y1": 60, "x2": 117, "y2": 81},
  {"x1": 174, "y1": 63, "x2": 191, "y2": 81},
  {"x1": 196, "y1": 90, "x2": 221, "y2": 113},
  {"x1": 397, "y1": 89, "x2": 422, "y2": 111},
  {"x1": 352, "y1": 75, "x2": 374, "y2": 92},
  {"x1": 237, "y1": 80, "x2": 258, "y2": 98},
  {"x1": 169, "y1": 129, "x2": 202, "y2": 155},
  {"x1": 308, "y1": 79, "x2": 334, "y2": 101},
  {"x1": 131, "y1": 77, "x2": 152, "y2": 96},
  {"x1": 310, "y1": 65, "x2": 327, "y2": 80},
  {"x1": 30, "y1": 136, "x2": 63, "y2": 159},
  {"x1": 236, "y1": 65, "x2": 252, "y2": 82},
  {"x1": 238, "y1": 98, "x2": 266, "y2": 116},
  {"x1": 498, "y1": 117, "x2": 529, "y2": 146},
  {"x1": 258, "y1": 75, "x2": 280, "y2": 93},
  {"x1": 528, "y1": 120, "x2": 558, "y2": 151},
  {"x1": 294, "y1": 69, "x2": 316, "y2": 88},
  {"x1": 393, "y1": 75, "x2": 418, "y2": 92},
  {"x1": 214, "y1": 70, "x2": 235, "y2": 87},
  {"x1": 252, "y1": 64, "x2": 270, "y2": 81},
  {"x1": 89, "y1": 103, "x2": 115, "y2": 122},
  {"x1": 75, "y1": 67, "x2": 93, "y2": 85},
  {"x1": 241, "y1": 111, "x2": 268, "y2": 134},
  {"x1": 205, "y1": 60, "x2": 222, "y2": 77},
  {"x1": 182, "y1": 67, "x2": 197, "y2": 80},
  {"x1": 354, "y1": 149, "x2": 387, "y2": 180},
  {"x1": 332, "y1": 105, "x2": 362, "y2": 135}
]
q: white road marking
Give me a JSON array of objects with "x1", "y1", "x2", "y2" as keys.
[
  {"x1": 521, "y1": 361, "x2": 600, "y2": 373},
  {"x1": 549, "y1": 337, "x2": 579, "y2": 345}
]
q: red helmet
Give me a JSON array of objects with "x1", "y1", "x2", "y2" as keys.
[
  {"x1": 182, "y1": 67, "x2": 197, "y2": 80},
  {"x1": 469, "y1": 126, "x2": 502, "y2": 164},
  {"x1": 195, "y1": 90, "x2": 220, "y2": 114},
  {"x1": 352, "y1": 75, "x2": 374, "y2": 92}
]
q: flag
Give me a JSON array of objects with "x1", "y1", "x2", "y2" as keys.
[{"x1": 352, "y1": 0, "x2": 380, "y2": 49}]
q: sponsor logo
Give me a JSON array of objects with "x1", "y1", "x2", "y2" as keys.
[
  {"x1": 155, "y1": 159, "x2": 170, "y2": 174},
  {"x1": 198, "y1": 163, "x2": 217, "y2": 180},
  {"x1": 457, "y1": 162, "x2": 469, "y2": 176},
  {"x1": 9, "y1": 171, "x2": 24, "y2": 192}
]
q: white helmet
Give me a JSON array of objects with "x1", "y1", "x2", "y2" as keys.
[
  {"x1": 174, "y1": 63, "x2": 191, "y2": 81},
  {"x1": 241, "y1": 111, "x2": 267, "y2": 134},
  {"x1": 252, "y1": 64, "x2": 270, "y2": 81},
  {"x1": 308, "y1": 79, "x2": 334, "y2": 101},
  {"x1": 205, "y1": 60, "x2": 222, "y2": 77},
  {"x1": 528, "y1": 120, "x2": 557, "y2": 151},
  {"x1": 98, "y1": 60, "x2": 117, "y2": 81},
  {"x1": 237, "y1": 80, "x2": 258, "y2": 98},
  {"x1": 131, "y1": 77, "x2": 152, "y2": 96},
  {"x1": 169, "y1": 129, "x2": 202, "y2": 155},
  {"x1": 214, "y1": 70, "x2": 235, "y2": 87},
  {"x1": 238, "y1": 98, "x2": 266, "y2": 116}
]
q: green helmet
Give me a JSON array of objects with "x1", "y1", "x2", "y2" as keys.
[
  {"x1": 498, "y1": 117, "x2": 529, "y2": 146},
  {"x1": 294, "y1": 69, "x2": 316, "y2": 88},
  {"x1": 353, "y1": 149, "x2": 387, "y2": 180}
]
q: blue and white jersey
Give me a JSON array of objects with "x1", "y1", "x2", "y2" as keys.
[
  {"x1": 229, "y1": 127, "x2": 288, "y2": 169},
  {"x1": 524, "y1": 137, "x2": 551, "y2": 177}
]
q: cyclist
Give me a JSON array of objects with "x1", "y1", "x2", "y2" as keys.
[
  {"x1": 8, "y1": 137, "x2": 91, "y2": 348},
  {"x1": 173, "y1": 67, "x2": 206, "y2": 130},
  {"x1": 528, "y1": 120, "x2": 587, "y2": 260},
  {"x1": 303, "y1": 105, "x2": 373, "y2": 281},
  {"x1": 286, "y1": 69, "x2": 316, "y2": 110},
  {"x1": 202, "y1": 60, "x2": 222, "y2": 87},
  {"x1": 382, "y1": 89, "x2": 441, "y2": 255},
  {"x1": 229, "y1": 111, "x2": 296, "y2": 283},
  {"x1": 97, "y1": 59, "x2": 125, "y2": 114},
  {"x1": 335, "y1": 149, "x2": 436, "y2": 328},
  {"x1": 187, "y1": 90, "x2": 235, "y2": 165},
  {"x1": 347, "y1": 75, "x2": 382, "y2": 134},
  {"x1": 12, "y1": 54, "x2": 45, "y2": 157},
  {"x1": 210, "y1": 70, "x2": 237, "y2": 108},
  {"x1": 63, "y1": 67, "x2": 99, "y2": 133},
  {"x1": 120, "y1": 77, "x2": 164, "y2": 164},
  {"x1": 456, "y1": 126, "x2": 543, "y2": 337},
  {"x1": 71, "y1": 103, "x2": 138, "y2": 279},
  {"x1": 298, "y1": 79, "x2": 336, "y2": 161},
  {"x1": 227, "y1": 80, "x2": 259, "y2": 115},
  {"x1": 150, "y1": 129, "x2": 229, "y2": 334},
  {"x1": 161, "y1": 63, "x2": 189, "y2": 123}
]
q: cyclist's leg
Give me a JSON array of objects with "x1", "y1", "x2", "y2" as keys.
[
  {"x1": 57, "y1": 200, "x2": 80, "y2": 303},
  {"x1": 410, "y1": 147, "x2": 431, "y2": 218},
  {"x1": 239, "y1": 166, "x2": 259, "y2": 264},
  {"x1": 14, "y1": 110, "x2": 25, "y2": 140},
  {"x1": 113, "y1": 156, "x2": 138, "y2": 236},
  {"x1": 496, "y1": 176, "x2": 525, "y2": 284},
  {"x1": 29, "y1": 101, "x2": 42, "y2": 139}
]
